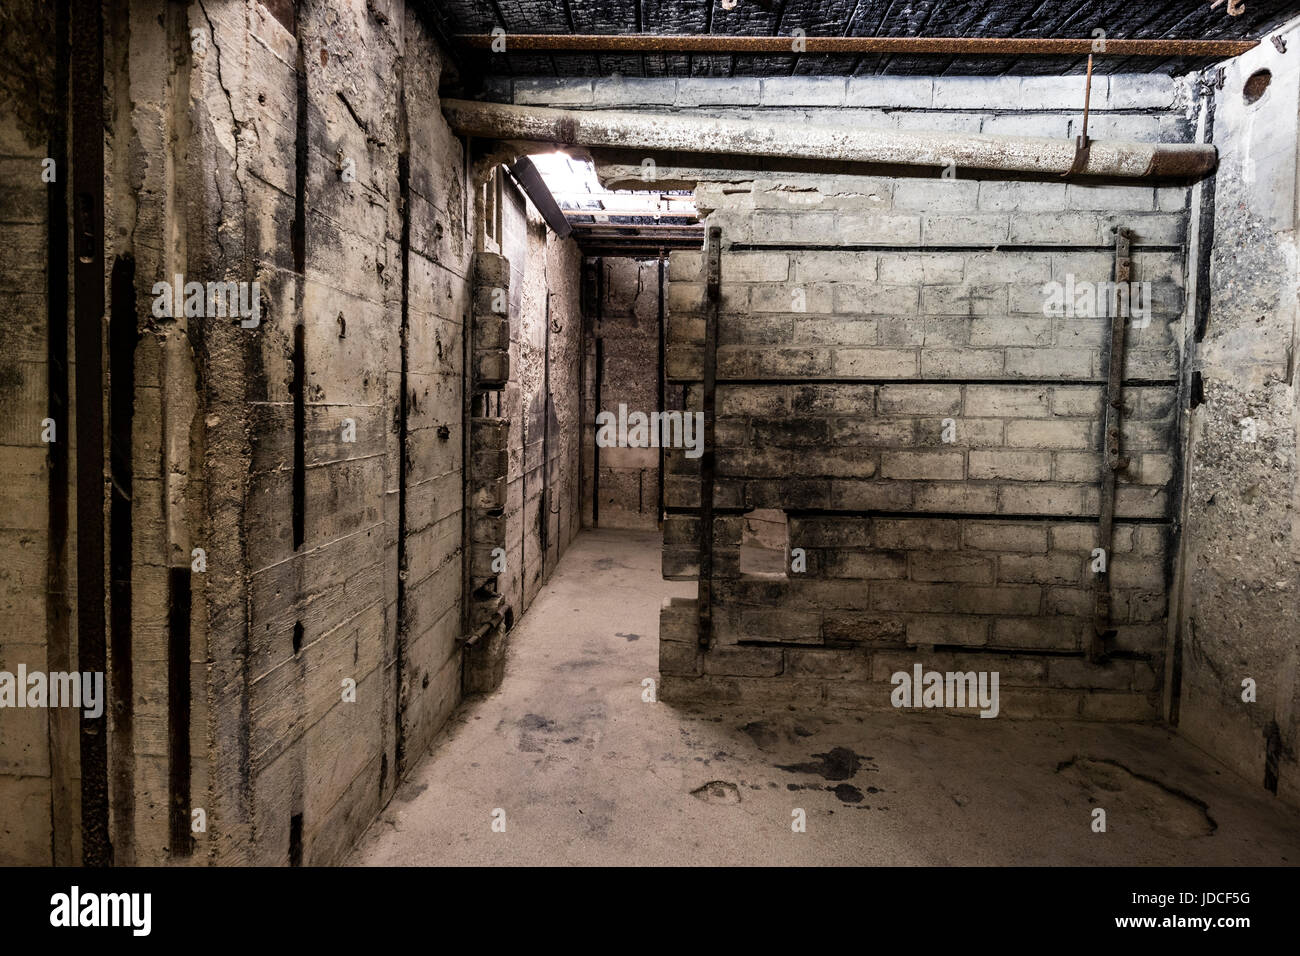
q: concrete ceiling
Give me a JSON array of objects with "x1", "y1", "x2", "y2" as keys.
[{"x1": 432, "y1": 0, "x2": 1295, "y2": 77}]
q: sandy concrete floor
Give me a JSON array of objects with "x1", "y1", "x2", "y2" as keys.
[{"x1": 349, "y1": 529, "x2": 1300, "y2": 866}]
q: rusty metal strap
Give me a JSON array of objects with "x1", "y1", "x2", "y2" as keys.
[
  {"x1": 456, "y1": 34, "x2": 1258, "y2": 57},
  {"x1": 1092, "y1": 226, "x2": 1133, "y2": 661},
  {"x1": 1064, "y1": 55, "x2": 1095, "y2": 178},
  {"x1": 698, "y1": 227, "x2": 721, "y2": 650}
]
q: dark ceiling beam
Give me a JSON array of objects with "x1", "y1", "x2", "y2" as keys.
[
  {"x1": 573, "y1": 230, "x2": 703, "y2": 237},
  {"x1": 580, "y1": 246, "x2": 702, "y2": 257},
  {"x1": 577, "y1": 235, "x2": 703, "y2": 241},
  {"x1": 456, "y1": 33, "x2": 1258, "y2": 57},
  {"x1": 564, "y1": 211, "x2": 699, "y2": 220},
  {"x1": 575, "y1": 240, "x2": 704, "y2": 246},
  {"x1": 570, "y1": 224, "x2": 705, "y2": 233},
  {"x1": 504, "y1": 156, "x2": 572, "y2": 239}
]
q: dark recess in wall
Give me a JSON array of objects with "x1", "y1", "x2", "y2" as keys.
[
  {"x1": 72, "y1": 0, "x2": 109, "y2": 867},
  {"x1": 167, "y1": 566, "x2": 192, "y2": 858}
]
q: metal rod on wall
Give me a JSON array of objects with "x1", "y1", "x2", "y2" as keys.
[
  {"x1": 657, "y1": 250, "x2": 665, "y2": 528},
  {"x1": 456, "y1": 34, "x2": 1257, "y2": 57}
]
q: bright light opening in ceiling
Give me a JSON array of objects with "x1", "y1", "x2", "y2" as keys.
[
  {"x1": 527, "y1": 151, "x2": 697, "y2": 220},
  {"x1": 528, "y1": 151, "x2": 604, "y2": 197}
]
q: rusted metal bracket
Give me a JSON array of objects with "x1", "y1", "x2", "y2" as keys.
[
  {"x1": 1210, "y1": 0, "x2": 1247, "y2": 18},
  {"x1": 1092, "y1": 226, "x2": 1134, "y2": 661},
  {"x1": 1064, "y1": 55, "x2": 1095, "y2": 178},
  {"x1": 698, "y1": 226, "x2": 721, "y2": 650}
]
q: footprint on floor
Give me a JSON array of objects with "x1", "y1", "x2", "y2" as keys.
[
  {"x1": 691, "y1": 780, "x2": 742, "y2": 805},
  {"x1": 1056, "y1": 757, "x2": 1216, "y2": 838}
]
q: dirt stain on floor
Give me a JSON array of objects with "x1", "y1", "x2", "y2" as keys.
[
  {"x1": 740, "y1": 721, "x2": 779, "y2": 750},
  {"x1": 777, "y1": 747, "x2": 867, "y2": 781}
]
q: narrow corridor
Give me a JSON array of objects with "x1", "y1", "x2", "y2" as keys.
[{"x1": 350, "y1": 530, "x2": 1300, "y2": 866}]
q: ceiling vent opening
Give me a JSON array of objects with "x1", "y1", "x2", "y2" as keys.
[{"x1": 1244, "y1": 69, "x2": 1271, "y2": 105}]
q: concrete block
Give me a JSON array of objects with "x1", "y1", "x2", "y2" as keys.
[
  {"x1": 878, "y1": 252, "x2": 965, "y2": 284},
  {"x1": 878, "y1": 383, "x2": 962, "y2": 415},
  {"x1": 922, "y1": 214, "x2": 1009, "y2": 246},
  {"x1": 676, "y1": 77, "x2": 761, "y2": 106},
  {"x1": 845, "y1": 76, "x2": 933, "y2": 108},
  {"x1": 931, "y1": 76, "x2": 1022, "y2": 110},
  {"x1": 1105, "y1": 74, "x2": 1181, "y2": 110},
  {"x1": 590, "y1": 78, "x2": 677, "y2": 106},
  {"x1": 837, "y1": 214, "x2": 922, "y2": 245},
  {"x1": 969, "y1": 450, "x2": 1053, "y2": 481},
  {"x1": 759, "y1": 77, "x2": 846, "y2": 107},
  {"x1": 906, "y1": 614, "x2": 988, "y2": 646},
  {"x1": 893, "y1": 178, "x2": 979, "y2": 211},
  {"x1": 512, "y1": 78, "x2": 595, "y2": 106}
]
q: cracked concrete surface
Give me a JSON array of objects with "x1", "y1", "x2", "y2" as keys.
[{"x1": 349, "y1": 529, "x2": 1300, "y2": 866}]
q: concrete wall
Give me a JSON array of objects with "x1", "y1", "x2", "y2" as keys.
[
  {"x1": 591, "y1": 256, "x2": 663, "y2": 530},
  {"x1": 495, "y1": 73, "x2": 1197, "y2": 145},
  {"x1": 0, "y1": 0, "x2": 499, "y2": 867},
  {"x1": 1176, "y1": 17, "x2": 1300, "y2": 809},
  {"x1": 465, "y1": 168, "x2": 584, "y2": 673},
  {"x1": 0, "y1": 0, "x2": 74, "y2": 866},
  {"x1": 157, "y1": 0, "x2": 473, "y2": 866},
  {"x1": 529, "y1": 74, "x2": 1196, "y2": 718},
  {"x1": 498, "y1": 183, "x2": 584, "y2": 617}
]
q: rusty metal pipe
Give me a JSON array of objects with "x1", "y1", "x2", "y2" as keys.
[
  {"x1": 442, "y1": 100, "x2": 1217, "y2": 180},
  {"x1": 456, "y1": 33, "x2": 1257, "y2": 57}
]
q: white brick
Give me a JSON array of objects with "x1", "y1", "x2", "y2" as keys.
[
  {"x1": 878, "y1": 253, "x2": 965, "y2": 284},
  {"x1": 982, "y1": 113, "x2": 1070, "y2": 138},
  {"x1": 513, "y1": 78, "x2": 595, "y2": 106},
  {"x1": 922, "y1": 214, "x2": 1009, "y2": 245},
  {"x1": 932, "y1": 76, "x2": 1021, "y2": 110},
  {"x1": 1017, "y1": 75, "x2": 1094, "y2": 111},
  {"x1": 759, "y1": 77, "x2": 846, "y2": 107},
  {"x1": 675, "y1": 77, "x2": 761, "y2": 106},
  {"x1": 978, "y1": 181, "x2": 1068, "y2": 213},
  {"x1": 590, "y1": 78, "x2": 677, "y2": 107},
  {"x1": 844, "y1": 76, "x2": 934, "y2": 108},
  {"x1": 1105, "y1": 74, "x2": 1182, "y2": 110},
  {"x1": 893, "y1": 178, "x2": 979, "y2": 211},
  {"x1": 724, "y1": 252, "x2": 789, "y2": 282},
  {"x1": 1067, "y1": 183, "x2": 1154, "y2": 212}
]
